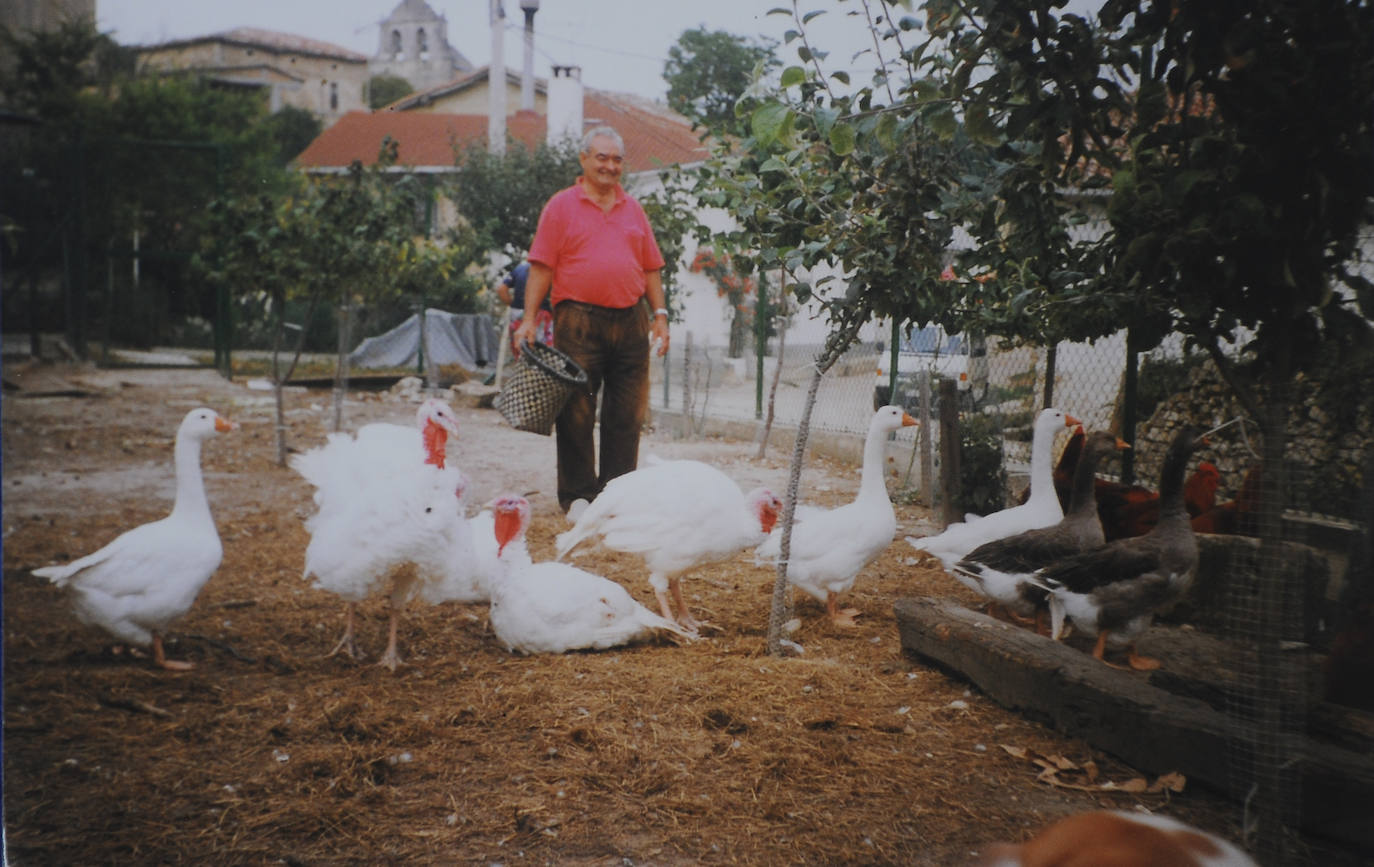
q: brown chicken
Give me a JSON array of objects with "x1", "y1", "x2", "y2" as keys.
[
  {"x1": 1049, "y1": 427, "x2": 1221, "y2": 541},
  {"x1": 1191, "y1": 462, "x2": 1263, "y2": 535}
]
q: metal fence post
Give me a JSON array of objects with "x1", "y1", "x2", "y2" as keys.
[{"x1": 938, "y1": 378, "x2": 961, "y2": 528}]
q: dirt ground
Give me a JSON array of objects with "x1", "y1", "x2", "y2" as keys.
[{"x1": 0, "y1": 362, "x2": 1356, "y2": 865}]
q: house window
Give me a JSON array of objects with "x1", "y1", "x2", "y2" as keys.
[
  {"x1": 330, "y1": 82, "x2": 339, "y2": 111},
  {"x1": 417, "y1": 28, "x2": 428, "y2": 59},
  {"x1": 391, "y1": 29, "x2": 403, "y2": 58}
]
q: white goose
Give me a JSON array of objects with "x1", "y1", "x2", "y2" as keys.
[
  {"x1": 756, "y1": 405, "x2": 918, "y2": 626},
  {"x1": 554, "y1": 459, "x2": 781, "y2": 634},
  {"x1": 489, "y1": 496, "x2": 693, "y2": 654},
  {"x1": 951, "y1": 430, "x2": 1127, "y2": 626},
  {"x1": 34, "y1": 407, "x2": 237, "y2": 670},
  {"x1": 905, "y1": 407, "x2": 1080, "y2": 569},
  {"x1": 292, "y1": 399, "x2": 486, "y2": 670}
]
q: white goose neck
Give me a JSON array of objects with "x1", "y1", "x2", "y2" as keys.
[
  {"x1": 1027, "y1": 418, "x2": 1059, "y2": 507},
  {"x1": 170, "y1": 432, "x2": 212, "y2": 522},
  {"x1": 858, "y1": 421, "x2": 891, "y2": 501}
]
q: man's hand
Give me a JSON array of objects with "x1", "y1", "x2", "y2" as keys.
[
  {"x1": 650, "y1": 314, "x2": 670, "y2": 357},
  {"x1": 512, "y1": 316, "x2": 537, "y2": 351}
]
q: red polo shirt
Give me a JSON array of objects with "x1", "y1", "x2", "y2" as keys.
[{"x1": 528, "y1": 178, "x2": 665, "y2": 310}]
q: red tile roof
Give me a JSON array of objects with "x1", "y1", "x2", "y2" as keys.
[
  {"x1": 294, "y1": 111, "x2": 540, "y2": 171},
  {"x1": 295, "y1": 80, "x2": 710, "y2": 174}
]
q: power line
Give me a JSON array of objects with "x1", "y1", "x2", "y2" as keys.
[{"x1": 500, "y1": 19, "x2": 669, "y2": 66}]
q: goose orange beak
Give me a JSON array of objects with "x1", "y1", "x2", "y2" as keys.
[{"x1": 215, "y1": 416, "x2": 238, "y2": 432}]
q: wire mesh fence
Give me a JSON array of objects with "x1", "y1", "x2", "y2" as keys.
[{"x1": 651, "y1": 232, "x2": 1374, "y2": 863}]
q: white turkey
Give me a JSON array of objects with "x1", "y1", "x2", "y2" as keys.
[
  {"x1": 489, "y1": 496, "x2": 693, "y2": 654},
  {"x1": 905, "y1": 407, "x2": 1080, "y2": 569},
  {"x1": 33, "y1": 407, "x2": 237, "y2": 670},
  {"x1": 554, "y1": 459, "x2": 782, "y2": 634},
  {"x1": 291, "y1": 399, "x2": 487, "y2": 670},
  {"x1": 294, "y1": 398, "x2": 461, "y2": 510},
  {"x1": 756, "y1": 405, "x2": 918, "y2": 627}
]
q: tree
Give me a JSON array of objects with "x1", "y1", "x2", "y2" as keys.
[
  {"x1": 263, "y1": 106, "x2": 322, "y2": 165},
  {"x1": 636, "y1": 172, "x2": 700, "y2": 323},
  {"x1": 664, "y1": 27, "x2": 780, "y2": 132},
  {"x1": 197, "y1": 141, "x2": 484, "y2": 460},
  {"x1": 692, "y1": 1, "x2": 1374, "y2": 850},
  {"x1": 0, "y1": 20, "x2": 299, "y2": 355},
  {"x1": 690, "y1": 247, "x2": 759, "y2": 357},
  {"x1": 920, "y1": 5, "x2": 1374, "y2": 854},
  {"x1": 368, "y1": 74, "x2": 415, "y2": 109},
  {"x1": 446, "y1": 139, "x2": 582, "y2": 259}
]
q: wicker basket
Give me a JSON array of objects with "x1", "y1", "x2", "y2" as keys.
[{"x1": 494, "y1": 342, "x2": 589, "y2": 435}]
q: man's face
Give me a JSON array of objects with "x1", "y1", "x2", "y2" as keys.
[{"x1": 579, "y1": 135, "x2": 624, "y2": 193}]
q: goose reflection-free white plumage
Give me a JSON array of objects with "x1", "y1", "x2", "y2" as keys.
[
  {"x1": 905, "y1": 407, "x2": 1079, "y2": 568},
  {"x1": 490, "y1": 496, "x2": 692, "y2": 654},
  {"x1": 756, "y1": 406, "x2": 918, "y2": 626},
  {"x1": 554, "y1": 459, "x2": 781, "y2": 633},
  {"x1": 33, "y1": 407, "x2": 236, "y2": 670}
]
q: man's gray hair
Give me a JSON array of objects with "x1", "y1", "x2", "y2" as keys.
[{"x1": 580, "y1": 125, "x2": 624, "y2": 155}]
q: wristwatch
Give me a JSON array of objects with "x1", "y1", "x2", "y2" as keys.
[{"x1": 653, "y1": 308, "x2": 669, "y2": 317}]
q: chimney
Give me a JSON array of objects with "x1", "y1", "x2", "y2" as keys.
[
  {"x1": 547, "y1": 65, "x2": 583, "y2": 148},
  {"x1": 519, "y1": 0, "x2": 539, "y2": 112},
  {"x1": 488, "y1": 0, "x2": 507, "y2": 154}
]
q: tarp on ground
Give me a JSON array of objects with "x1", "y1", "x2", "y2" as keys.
[{"x1": 348, "y1": 309, "x2": 500, "y2": 370}]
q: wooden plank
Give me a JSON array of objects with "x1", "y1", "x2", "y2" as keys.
[{"x1": 893, "y1": 596, "x2": 1374, "y2": 851}]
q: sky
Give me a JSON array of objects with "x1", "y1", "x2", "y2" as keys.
[{"x1": 96, "y1": 0, "x2": 890, "y2": 104}]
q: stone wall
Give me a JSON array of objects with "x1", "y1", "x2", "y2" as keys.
[{"x1": 1129, "y1": 360, "x2": 1373, "y2": 520}]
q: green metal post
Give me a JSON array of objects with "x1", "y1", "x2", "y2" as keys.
[{"x1": 888, "y1": 319, "x2": 900, "y2": 398}]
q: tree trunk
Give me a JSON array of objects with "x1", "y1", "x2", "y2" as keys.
[
  {"x1": 1246, "y1": 341, "x2": 1303, "y2": 862},
  {"x1": 728, "y1": 307, "x2": 747, "y2": 358},
  {"x1": 766, "y1": 316, "x2": 866, "y2": 654},
  {"x1": 269, "y1": 288, "x2": 323, "y2": 467},
  {"x1": 755, "y1": 303, "x2": 787, "y2": 460}
]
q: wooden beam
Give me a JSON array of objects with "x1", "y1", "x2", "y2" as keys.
[{"x1": 893, "y1": 596, "x2": 1374, "y2": 851}]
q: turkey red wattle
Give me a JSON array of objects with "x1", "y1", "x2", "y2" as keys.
[
  {"x1": 758, "y1": 499, "x2": 781, "y2": 534},
  {"x1": 422, "y1": 419, "x2": 449, "y2": 467},
  {"x1": 493, "y1": 500, "x2": 528, "y2": 554}
]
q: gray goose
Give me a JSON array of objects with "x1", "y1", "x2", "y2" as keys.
[
  {"x1": 1032, "y1": 426, "x2": 1207, "y2": 670},
  {"x1": 952, "y1": 430, "x2": 1129, "y2": 630}
]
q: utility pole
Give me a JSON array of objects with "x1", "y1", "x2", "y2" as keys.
[
  {"x1": 519, "y1": 0, "x2": 539, "y2": 112},
  {"x1": 488, "y1": 0, "x2": 507, "y2": 154}
]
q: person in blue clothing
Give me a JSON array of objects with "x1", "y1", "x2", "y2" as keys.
[{"x1": 496, "y1": 260, "x2": 553, "y2": 356}]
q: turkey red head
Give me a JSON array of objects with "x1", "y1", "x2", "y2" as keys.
[
  {"x1": 492, "y1": 495, "x2": 532, "y2": 556},
  {"x1": 746, "y1": 488, "x2": 783, "y2": 534},
  {"x1": 416, "y1": 399, "x2": 460, "y2": 467}
]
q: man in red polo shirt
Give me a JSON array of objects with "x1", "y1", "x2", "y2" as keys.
[{"x1": 514, "y1": 125, "x2": 671, "y2": 513}]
